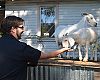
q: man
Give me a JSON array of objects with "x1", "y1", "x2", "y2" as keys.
[{"x1": 0, "y1": 16, "x2": 72, "y2": 80}]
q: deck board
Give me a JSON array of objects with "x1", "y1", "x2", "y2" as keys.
[{"x1": 38, "y1": 58, "x2": 100, "y2": 68}]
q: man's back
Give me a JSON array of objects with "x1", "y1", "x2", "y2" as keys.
[{"x1": 0, "y1": 34, "x2": 28, "y2": 80}]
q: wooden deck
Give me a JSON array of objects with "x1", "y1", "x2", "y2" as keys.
[
  {"x1": 27, "y1": 58, "x2": 100, "y2": 80},
  {"x1": 38, "y1": 58, "x2": 100, "y2": 69},
  {"x1": 38, "y1": 58, "x2": 100, "y2": 80}
]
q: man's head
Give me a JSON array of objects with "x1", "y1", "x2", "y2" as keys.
[{"x1": 0, "y1": 16, "x2": 24, "y2": 39}]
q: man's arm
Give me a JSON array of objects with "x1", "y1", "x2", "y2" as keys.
[{"x1": 40, "y1": 48, "x2": 72, "y2": 59}]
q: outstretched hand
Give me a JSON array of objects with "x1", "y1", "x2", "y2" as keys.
[{"x1": 63, "y1": 48, "x2": 73, "y2": 52}]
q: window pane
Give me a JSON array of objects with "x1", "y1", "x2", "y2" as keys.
[{"x1": 40, "y1": 6, "x2": 55, "y2": 37}]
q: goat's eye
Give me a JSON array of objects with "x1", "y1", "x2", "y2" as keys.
[
  {"x1": 64, "y1": 40, "x2": 68, "y2": 41},
  {"x1": 91, "y1": 17, "x2": 93, "y2": 19}
]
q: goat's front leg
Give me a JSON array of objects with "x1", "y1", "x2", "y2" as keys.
[
  {"x1": 78, "y1": 45, "x2": 82, "y2": 61},
  {"x1": 83, "y1": 44, "x2": 89, "y2": 62}
]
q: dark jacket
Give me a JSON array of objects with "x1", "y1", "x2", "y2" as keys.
[{"x1": 0, "y1": 34, "x2": 41, "y2": 80}]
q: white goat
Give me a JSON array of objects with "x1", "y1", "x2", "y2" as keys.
[
  {"x1": 64, "y1": 27, "x2": 98, "y2": 61},
  {"x1": 54, "y1": 13, "x2": 97, "y2": 61},
  {"x1": 54, "y1": 13, "x2": 97, "y2": 48}
]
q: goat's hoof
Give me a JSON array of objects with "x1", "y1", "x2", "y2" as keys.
[
  {"x1": 83, "y1": 58, "x2": 88, "y2": 62},
  {"x1": 79, "y1": 57, "x2": 82, "y2": 61}
]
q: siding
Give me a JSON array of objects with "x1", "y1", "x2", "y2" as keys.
[
  {"x1": 5, "y1": 4, "x2": 38, "y2": 35},
  {"x1": 27, "y1": 66, "x2": 95, "y2": 80},
  {"x1": 5, "y1": 1, "x2": 100, "y2": 34},
  {"x1": 58, "y1": 2, "x2": 100, "y2": 26}
]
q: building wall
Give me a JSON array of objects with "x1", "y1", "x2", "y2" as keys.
[
  {"x1": 5, "y1": 4, "x2": 38, "y2": 35},
  {"x1": 57, "y1": 1, "x2": 100, "y2": 26},
  {"x1": 5, "y1": 1, "x2": 100, "y2": 34}
]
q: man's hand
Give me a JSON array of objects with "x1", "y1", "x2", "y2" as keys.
[{"x1": 63, "y1": 48, "x2": 73, "y2": 52}]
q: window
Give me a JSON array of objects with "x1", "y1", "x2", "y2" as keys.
[{"x1": 40, "y1": 6, "x2": 55, "y2": 37}]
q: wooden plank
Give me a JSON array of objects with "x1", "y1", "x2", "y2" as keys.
[{"x1": 38, "y1": 58, "x2": 100, "y2": 68}]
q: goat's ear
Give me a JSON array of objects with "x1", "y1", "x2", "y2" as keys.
[{"x1": 81, "y1": 13, "x2": 89, "y2": 16}]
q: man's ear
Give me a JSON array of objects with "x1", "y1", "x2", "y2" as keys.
[{"x1": 10, "y1": 27, "x2": 16, "y2": 33}]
